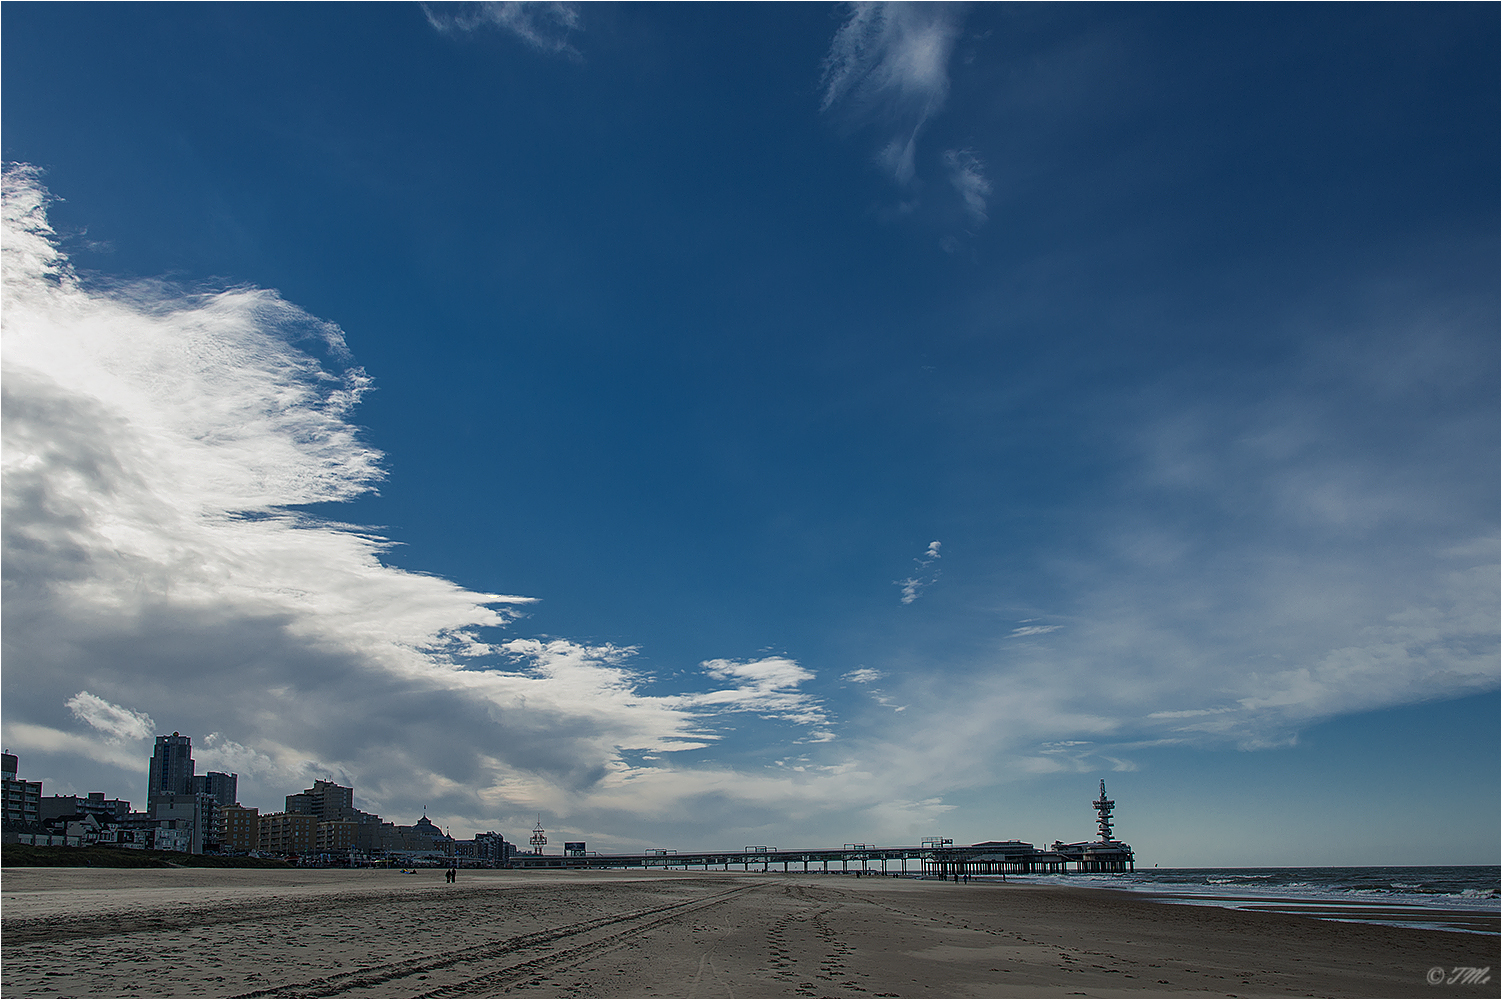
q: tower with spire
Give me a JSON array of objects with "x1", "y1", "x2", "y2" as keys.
[
  {"x1": 1093, "y1": 779, "x2": 1115, "y2": 843},
  {"x1": 1049, "y1": 778, "x2": 1134, "y2": 872}
]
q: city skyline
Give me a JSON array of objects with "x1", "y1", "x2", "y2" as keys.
[
  {"x1": 8, "y1": 738, "x2": 1138, "y2": 863},
  {"x1": 4, "y1": 742, "x2": 515, "y2": 858},
  {"x1": 2, "y1": 4, "x2": 1496, "y2": 866}
]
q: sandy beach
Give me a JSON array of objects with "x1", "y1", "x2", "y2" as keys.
[{"x1": 2, "y1": 867, "x2": 1496, "y2": 998}]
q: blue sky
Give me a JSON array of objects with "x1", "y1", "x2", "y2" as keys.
[{"x1": 2, "y1": 3, "x2": 1496, "y2": 865}]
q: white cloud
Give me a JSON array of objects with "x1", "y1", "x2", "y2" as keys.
[
  {"x1": 693, "y1": 657, "x2": 829, "y2": 731},
  {"x1": 821, "y1": 287, "x2": 1498, "y2": 799},
  {"x1": 4, "y1": 174, "x2": 1048, "y2": 878},
  {"x1": 424, "y1": 2, "x2": 582, "y2": 59},
  {"x1": 1, "y1": 724, "x2": 150, "y2": 774},
  {"x1": 820, "y1": 2, "x2": 966, "y2": 185},
  {"x1": 923, "y1": 336, "x2": 1498, "y2": 754},
  {"x1": 0, "y1": 167, "x2": 853, "y2": 838},
  {"x1": 840, "y1": 668, "x2": 906, "y2": 713},
  {"x1": 196, "y1": 733, "x2": 314, "y2": 787},
  {"x1": 943, "y1": 148, "x2": 991, "y2": 226},
  {"x1": 65, "y1": 692, "x2": 155, "y2": 742},
  {"x1": 1147, "y1": 707, "x2": 1233, "y2": 720},
  {"x1": 701, "y1": 655, "x2": 812, "y2": 691},
  {"x1": 896, "y1": 539, "x2": 941, "y2": 604},
  {"x1": 1009, "y1": 624, "x2": 1062, "y2": 638}
]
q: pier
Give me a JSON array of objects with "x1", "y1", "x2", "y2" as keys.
[
  {"x1": 509, "y1": 780, "x2": 1134, "y2": 875},
  {"x1": 507, "y1": 839, "x2": 1132, "y2": 874}
]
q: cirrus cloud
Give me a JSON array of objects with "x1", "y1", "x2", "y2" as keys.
[
  {"x1": 821, "y1": 2, "x2": 967, "y2": 186},
  {"x1": 423, "y1": 2, "x2": 582, "y2": 59}
]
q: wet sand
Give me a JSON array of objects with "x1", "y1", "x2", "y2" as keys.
[{"x1": 2, "y1": 867, "x2": 1496, "y2": 998}]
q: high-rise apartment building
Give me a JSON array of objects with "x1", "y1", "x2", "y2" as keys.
[
  {"x1": 285, "y1": 779, "x2": 355, "y2": 821},
  {"x1": 1, "y1": 753, "x2": 42, "y2": 825},
  {"x1": 147, "y1": 733, "x2": 194, "y2": 800},
  {"x1": 190, "y1": 771, "x2": 237, "y2": 807}
]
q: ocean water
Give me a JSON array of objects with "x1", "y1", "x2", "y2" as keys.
[{"x1": 990, "y1": 866, "x2": 1501, "y2": 934}]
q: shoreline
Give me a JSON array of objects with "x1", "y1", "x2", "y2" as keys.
[
  {"x1": 1139, "y1": 891, "x2": 1499, "y2": 936},
  {"x1": 957, "y1": 866, "x2": 1501, "y2": 936},
  {"x1": 4, "y1": 867, "x2": 1499, "y2": 997}
]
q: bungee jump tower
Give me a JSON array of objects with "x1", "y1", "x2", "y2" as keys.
[{"x1": 1048, "y1": 779, "x2": 1135, "y2": 872}]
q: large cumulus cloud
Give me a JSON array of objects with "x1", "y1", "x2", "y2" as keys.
[{"x1": 0, "y1": 167, "x2": 854, "y2": 842}]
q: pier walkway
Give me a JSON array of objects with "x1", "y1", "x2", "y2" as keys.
[{"x1": 509, "y1": 781, "x2": 1133, "y2": 876}]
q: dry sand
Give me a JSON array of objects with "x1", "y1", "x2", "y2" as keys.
[{"x1": 2, "y1": 867, "x2": 1497, "y2": 998}]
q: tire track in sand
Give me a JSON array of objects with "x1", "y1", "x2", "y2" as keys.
[
  {"x1": 229, "y1": 882, "x2": 761, "y2": 998},
  {"x1": 415, "y1": 883, "x2": 764, "y2": 998}
]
